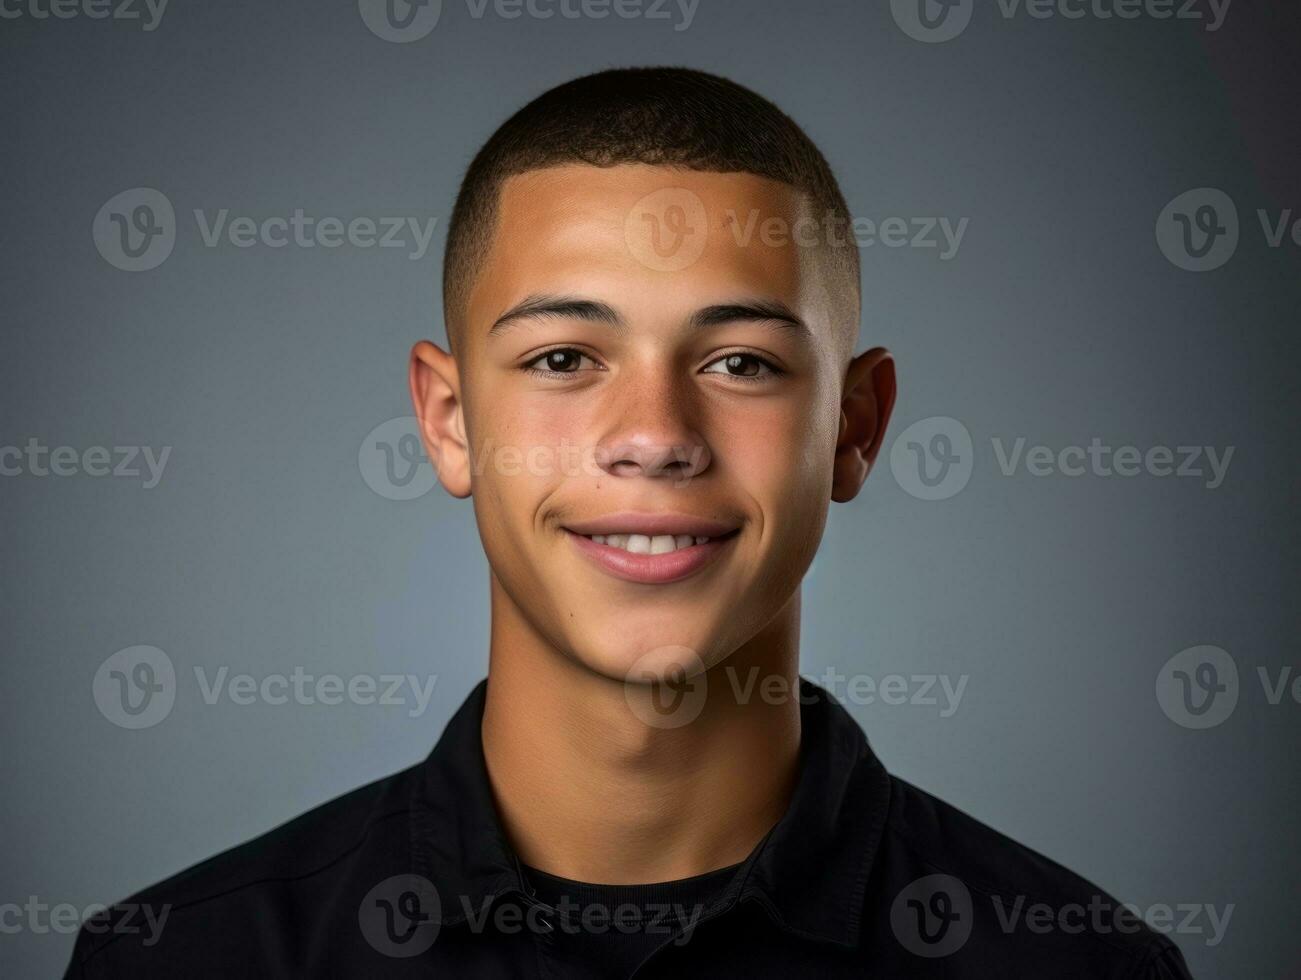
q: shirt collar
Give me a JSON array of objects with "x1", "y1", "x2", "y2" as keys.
[
  {"x1": 733, "y1": 678, "x2": 892, "y2": 947},
  {"x1": 408, "y1": 676, "x2": 891, "y2": 947}
]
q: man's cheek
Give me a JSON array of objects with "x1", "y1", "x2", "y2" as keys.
[{"x1": 728, "y1": 424, "x2": 804, "y2": 492}]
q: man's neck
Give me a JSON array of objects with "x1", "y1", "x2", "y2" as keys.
[{"x1": 481, "y1": 577, "x2": 803, "y2": 885}]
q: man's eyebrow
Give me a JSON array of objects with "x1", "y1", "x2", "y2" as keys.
[
  {"x1": 489, "y1": 295, "x2": 622, "y2": 336},
  {"x1": 688, "y1": 300, "x2": 809, "y2": 334},
  {"x1": 487, "y1": 295, "x2": 809, "y2": 337}
]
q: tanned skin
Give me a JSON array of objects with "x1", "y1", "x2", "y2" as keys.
[{"x1": 409, "y1": 164, "x2": 896, "y2": 884}]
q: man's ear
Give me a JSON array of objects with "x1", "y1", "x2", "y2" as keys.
[
  {"x1": 831, "y1": 347, "x2": 897, "y2": 503},
  {"x1": 408, "y1": 340, "x2": 472, "y2": 499}
]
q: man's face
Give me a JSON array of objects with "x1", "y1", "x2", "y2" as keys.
[{"x1": 453, "y1": 164, "x2": 855, "y2": 682}]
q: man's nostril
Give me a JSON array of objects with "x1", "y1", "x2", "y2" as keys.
[{"x1": 595, "y1": 441, "x2": 709, "y2": 480}]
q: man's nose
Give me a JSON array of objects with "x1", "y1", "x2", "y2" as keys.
[{"x1": 595, "y1": 379, "x2": 712, "y2": 483}]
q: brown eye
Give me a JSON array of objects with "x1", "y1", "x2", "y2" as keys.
[
  {"x1": 545, "y1": 350, "x2": 580, "y2": 372},
  {"x1": 523, "y1": 348, "x2": 597, "y2": 374},
  {"x1": 702, "y1": 352, "x2": 777, "y2": 379}
]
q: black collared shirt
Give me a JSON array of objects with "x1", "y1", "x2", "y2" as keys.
[{"x1": 64, "y1": 679, "x2": 1194, "y2": 978}]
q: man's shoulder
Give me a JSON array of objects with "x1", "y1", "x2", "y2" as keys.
[
  {"x1": 882, "y1": 773, "x2": 1127, "y2": 913},
  {"x1": 133, "y1": 762, "x2": 417, "y2": 908},
  {"x1": 64, "y1": 761, "x2": 421, "y2": 978},
  {"x1": 869, "y1": 772, "x2": 1192, "y2": 977}
]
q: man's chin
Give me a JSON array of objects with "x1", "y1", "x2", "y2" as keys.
[{"x1": 566, "y1": 637, "x2": 715, "y2": 688}]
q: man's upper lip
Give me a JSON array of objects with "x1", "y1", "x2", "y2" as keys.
[{"x1": 562, "y1": 512, "x2": 739, "y2": 538}]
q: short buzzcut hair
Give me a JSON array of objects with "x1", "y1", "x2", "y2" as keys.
[{"x1": 441, "y1": 66, "x2": 860, "y2": 357}]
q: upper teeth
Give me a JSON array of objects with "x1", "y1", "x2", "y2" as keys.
[{"x1": 590, "y1": 533, "x2": 709, "y2": 554}]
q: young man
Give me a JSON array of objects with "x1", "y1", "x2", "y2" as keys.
[{"x1": 65, "y1": 68, "x2": 1193, "y2": 978}]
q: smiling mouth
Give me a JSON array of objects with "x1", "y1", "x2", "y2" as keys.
[
  {"x1": 580, "y1": 531, "x2": 730, "y2": 554},
  {"x1": 560, "y1": 517, "x2": 741, "y2": 584}
]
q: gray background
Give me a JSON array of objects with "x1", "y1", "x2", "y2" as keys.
[{"x1": 3, "y1": 0, "x2": 1297, "y2": 976}]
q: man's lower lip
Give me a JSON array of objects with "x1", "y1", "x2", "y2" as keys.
[{"x1": 564, "y1": 529, "x2": 737, "y2": 584}]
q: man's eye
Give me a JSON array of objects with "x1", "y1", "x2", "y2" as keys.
[
  {"x1": 701, "y1": 352, "x2": 781, "y2": 380},
  {"x1": 522, "y1": 348, "x2": 598, "y2": 374}
]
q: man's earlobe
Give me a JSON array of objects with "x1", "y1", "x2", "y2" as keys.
[
  {"x1": 408, "y1": 340, "x2": 472, "y2": 498},
  {"x1": 831, "y1": 347, "x2": 897, "y2": 503}
]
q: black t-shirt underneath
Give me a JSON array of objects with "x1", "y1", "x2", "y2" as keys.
[{"x1": 518, "y1": 861, "x2": 741, "y2": 979}]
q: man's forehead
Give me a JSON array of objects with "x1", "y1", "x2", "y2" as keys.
[
  {"x1": 461, "y1": 163, "x2": 850, "y2": 358},
  {"x1": 482, "y1": 164, "x2": 815, "y2": 293}
]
